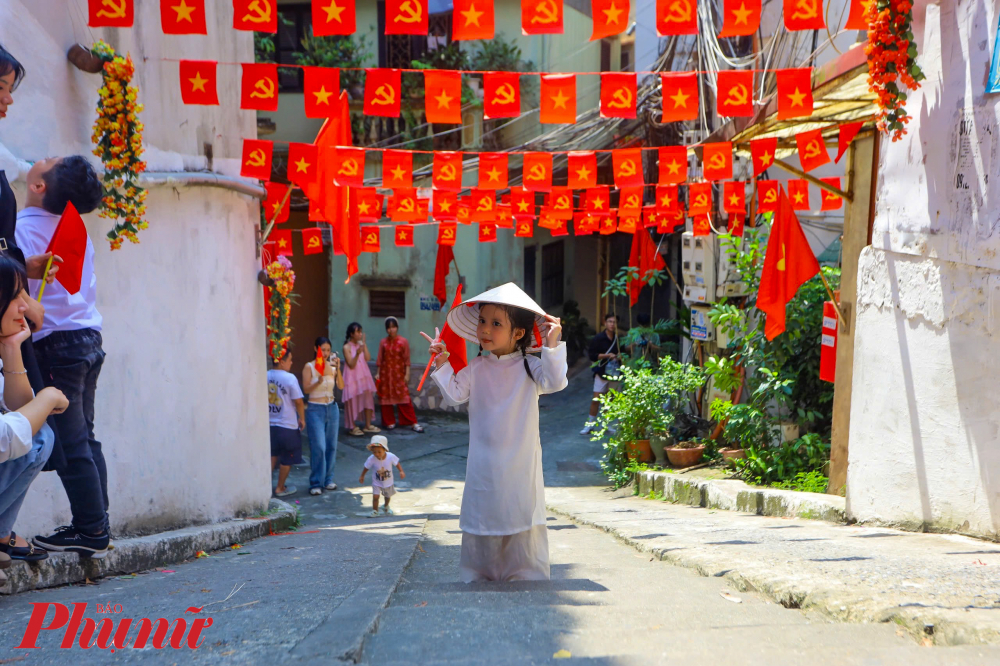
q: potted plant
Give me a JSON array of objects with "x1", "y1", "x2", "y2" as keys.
[
  {"x1": 594, "y1": 357, "x2": 703, "y2": 483},
  {"x1": 666, "y1": 438, "x2": 705, "y2": 467}
]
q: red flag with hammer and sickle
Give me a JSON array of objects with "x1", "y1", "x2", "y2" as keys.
[
  {"x1": 364, "y1": 68, "x2": 401, "y2": 118},
  {"x1": 656, "y1": 0, "x2": 697, "y2": 35},
  {"x1": 522, "y1": 0, "x2": 563, "y2": 35},
  {"x1": 89, "y1": 0, "x2": 133, "y2": 27},
  {"x1": 687, "y1": 182, "x2": 712, "y2": 216},
  {"x1": 386, "y1": 0, "x2": 428, "y2": 34},
  {"x1": 484, "y1": 72, "x2": 520, "y2": 118},
  {"x1": 795, "y1": 128, "x2": 831, "y2": 172},
  {"x1": 234, "y1": 0, "x2": 278, "y2": 32},
  {"x1": 601, "y1": 72, "x2": 637, "y2": 119},
  {"x1": 302, "y1": 228, "x2": 325, "y2": 255},
  {"x1": 433, "y1": 152, "x2": 464, "y2": 192},
  {"x1": 522, "y1": 153, "x2": 553, "y2": 191},
  {"x1": 241, "y1": 139, "x2": 272, "y2": 180},
  {"x1": 717, "y1": 70, "x2": 754, "y2": 117},
  {"x1": 820, "y1": 177, "x2": 843, "y2": 211},
  {"x1": 612, "y1": 148, "x2": 644, "y2": 188},
  {"x1": 333, "y1": 147, "x2": 365, "y2": 187},
  {"x1": 702, "y1": 142, "x2": 733, "y2": 181},
  {"x1": 240, "y1": 63, "x2": 278, "y2": 111},
  {"x1": 757, "y1": 188, "x2": 820, "y2": 339},
  {"x1": 783, "y1": 0, "x2": 825, "y2": 31},
  {"x1": 757, "y1": 180, "x2": 780, "y2": 213}
]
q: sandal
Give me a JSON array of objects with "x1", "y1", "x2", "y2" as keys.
[
  {"x1": 363, "y1": 425, "x2": 381, "y2": 434},
  {"x1": 0, "y1": 532, "x2": 48, "y2": 562},
  {"x1": 347, "y1": 427, "x2": 364, "y2": 437},
  {"x1": 386, "y1": 424, "x2": 396, "y2": 430},
  {"x1": 411, "y1": 424, "x2": 425, "y2": 433}
]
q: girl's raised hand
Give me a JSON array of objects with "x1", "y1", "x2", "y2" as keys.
[
  {"x1": 541, "y1": 314, "x2": 562, "y2": 348},
  {"x1": 420, "y1": 328, "x2": 445, "y2": 356}
]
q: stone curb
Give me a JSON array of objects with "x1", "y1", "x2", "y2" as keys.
[
  {"x1": 636, "y1": 470, "x2": 846, "y2": 523},
  {"x1": 546, "y1": 498, "x2": 1000, "y2": 646},
  {"x1": 0, "y1": 498, "x2": 297, "y2": 595}
]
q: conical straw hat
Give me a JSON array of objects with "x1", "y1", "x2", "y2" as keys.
[{"x1": 445, "y1": 282, "x2": 548, "y2": 352}]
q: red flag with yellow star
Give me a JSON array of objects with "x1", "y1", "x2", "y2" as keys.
[
  {"x1": 723, "y1": 181, "x2": 746, "y2": 213},
  {"x1": 591, "y1": 0, "x2": 629, "y2": 40},
  {"x1": 382, "y1": 150, "x2": 413, "y2": 189},
  {"x1": 364, "y1": 68, "x2": 401, "y2": 118},
  {"x1": 757, "y1": 180, "x2": 780, "y2": 212},
  {"x1": 656, "y1": 185, "x2": 679, "y2": 211},
  {"x1": 265, "y1": 183, "x2": 290, "y2": 223},
  {"x1": 522, "y1": 0, "x2": 563, "y2": 34},
  {"x1": 241, "y1": 64, "x2": 278, "y2": 111},
  {"x1": 658, "y1": 146, "x2": 688, "y2": 184},
  {"x1": 433, "y1": 190, "x2": 458, "y2": 220},
  {"x1": 568, "y1": 152, "x2": 597, "y2": 189},
  {"x1": 361, "y1": 226, "x2": 381, "y2": 253},
  {"x1": 539, "y1": 74, "x2": 576, "y2": 124},
  {"x1": 550, "y1": 219, "x2": 570, "y2": 237},
  {"x1": 288, "y1": 143, "x2": 318, "y2": 189},
  {"x1": 424, "y1": 70, "x2": 463, "y2": 124},
  {"x1": 302, "y1": 227, "x2": 325, "y2": 255},
  {"x1": 313, "y1": 0, "x2": 355, "y2": 35},
  {"x1": 454, "y1": 0, "x2": 494, "y2": 39},
  {"x1": 522, "y1": 153, "x2": 553, "y2": 191},
  {"x1": 656, "y1": 0, "x2": 697, "y2": 35},
  {"x1": 478, "y1": 153, "x2": 508, "y2": 189},
  {"x1": 304, "y1": 67, "x2": 340, "y2": 118},
  {"x1": 601, "y1": 73, "x2": 637, "y2": 119},
  {"x1": 356, "y1": 188, "x2": 383, "y2": 220},
  {"x1": 272, "y1": 229, "x2": 293, "y2": 256},
  {"x1": 776, "y1": 68, "x2": 813, "y2": 120},
  {"x1": 333, "y1": 147, "x2": 365, "y2": 187},
  {"x1": 510, "y1": 188, "x2": 536, "y2": 219},
  {"x1": 234, "y1": 0, "x2": 278, "y2": 32},
  {"x1": 433, "y1": 152, "x2": 464, "y2": 191},
  {"x1": 750, "y1": 137, "x2": 777, "y2": 176},
  {"x1": 386, "y1": 0, "x2": 427, "y2": 34},
  {"x1": 585, "y1": 187, "x2": 611, "y2": 215},
  {"x1": 395, "y1": 224, "x2": 415, "y2": 247},
  {"x1": 613, "y1": 148, "x2": 644, "y2": 188},
  {"x1": 483, "y1": 72, "x2": 520, "y2": 118},
  {"x1": 179, "y1": 61, "x2": 218, "y2": 105},
  {"x1": 89, "y1": 0, "x2": 133, "y2": 27},
  {"x1": 241, "y1": 139, "x2": 272, "y2": 180},
  {"x1": 660, "y1": 72, "x2": 698, "y2": 122},
  {"x1": 757, "y1": 188, "x2": 820, "y2": 339},
  {"x1": 161, "y1": 0, "x2": 206, "y2": 34},
  {"x1": 783, "y1": 0, "x2": 825, "y2": 31},
  {"x1": 703, "y1": 142, "x2": 733, "y2": 181},
  {"x1": 728, "y1": 213, "x2": 745, "y2": 237},
  {"x1": 836, "y1": 121, "x2": 864, "y2": 163},
  {"x1": 719, "y1": 0, "x2": 760, "y2": 37},
  {"x1": 687, "y1": 182, "x2": 712, "y2": 215},
  {"x1": 717, "y1": 70, "x2": 753, "y2": 117},
  {"x1": 479, "y1": 223, "x2": 498, "y2": 243},
  {"x1": 788, "y1": 179, "x2": 810, "y2": 210},
  {"x1": 820, "y1": 178, "x2": 843, "y2": 211},
  {"x1": 845, "y1": 0, "x2": 871, "y2": 29},
  {"x1": 795, "y1": 129, "x2": 830, "y2": 172}
]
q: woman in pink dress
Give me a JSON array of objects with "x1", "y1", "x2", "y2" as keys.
[
  {"x1": 376, "y1": 317, "x2": 424, "y2": 433},
  {"x1": 342, "y1": 322, "x2": 379, "y2": 437}
]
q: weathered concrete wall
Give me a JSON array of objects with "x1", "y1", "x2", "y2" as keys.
[
  {"x1": 846, "y1": 0, "x2": 1000, "y2": 538},
  {"x1": 1, "y1": 1, "x2": 271, "y2": 536}
]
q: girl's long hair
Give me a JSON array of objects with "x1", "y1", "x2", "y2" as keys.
[
  {"x1": 0, "y1": 254, "x2": 27, "y2": 324},
  {"x1": 477, "y1": 303, "x2": 536, "y2": 382},
  {"x1": 344, "y1": 322, "x2": 362, "y2": 343}
]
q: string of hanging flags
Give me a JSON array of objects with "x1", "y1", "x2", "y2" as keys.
[{"x1": 90, "y1": 0, "x2": 872, "y2": 40}]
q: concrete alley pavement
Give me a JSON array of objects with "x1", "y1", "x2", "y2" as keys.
[{"x1": 0, "y1": 369, "x2": 998, "y2": 664}]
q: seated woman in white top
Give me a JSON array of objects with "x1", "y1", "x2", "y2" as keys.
[{"x1": 0, "y1": 253, "x2": 69, "y2": 571}]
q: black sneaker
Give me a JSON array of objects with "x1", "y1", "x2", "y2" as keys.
[{"x1": 33, "y1": 526, "x2": 110, "y2": 559}]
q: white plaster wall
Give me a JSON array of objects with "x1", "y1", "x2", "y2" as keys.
[
  {"x1": 847, "y1": 0, "x2": 1000, "y2": 538},
  {"x1": 0, "y1": 1, "x2": 272, "y2": 535}
]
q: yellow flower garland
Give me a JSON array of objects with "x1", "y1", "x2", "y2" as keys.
[
  {"x1": 266, "y1": 257, "x2": 296, "y2": 363},
  {"x1": 90, "y1": 40, "x2": 147, "y2": 249}
]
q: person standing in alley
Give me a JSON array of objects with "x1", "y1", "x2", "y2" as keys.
[
  {"x1": 425, "y1": 283, "x2": 567, "y2": 582},
  {"x1": 376, "y1": 317, "x2": 424, "y2": 433},
  {"x1": 342, "y1": 322, "x2": 379, "y2": 437},
  {"x1": 581, "y1": 313, "x2": 621, "y2": 435},
  {"x1": 359, "y1": 435, "x2": 405, "y2": 517},
  {"x1": 302, "y1": 336, "x2": 343, "y2": 496},
  {"x1": 267, "y1": 349, "x2": 305, "y2": 497}
]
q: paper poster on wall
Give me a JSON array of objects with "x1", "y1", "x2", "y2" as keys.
[{"x1": 989, "y1": 17, "x2": 1000, "y2": 93}]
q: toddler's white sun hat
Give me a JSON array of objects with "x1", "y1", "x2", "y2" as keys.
[
  {"x1": 367, "y1": 435, "x2": 389, "y2": 452},
  {"x1": 445, "y1": 282, "x2": 548, "y2": 352}
]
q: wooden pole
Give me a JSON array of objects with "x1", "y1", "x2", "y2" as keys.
[
  {"x1": 818, "y1": 269, "x2": 846, "y2": 328},
  {"x1": 772, "y1": 159, "x2": 853, "y2": 202},
  {"x1": 257, "y1": 187, "x2": 293, "y2": 255}
]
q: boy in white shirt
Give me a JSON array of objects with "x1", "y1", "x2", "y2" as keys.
[
  {"x1": 267, "y1": 349, "x2": 305, "y2": 497},
  {"x1": 14, "y1": 156, "x2": 109, "y2": 558},
  {"x1": 359, "y1": 435, "x2": 404, "y2": 517}
]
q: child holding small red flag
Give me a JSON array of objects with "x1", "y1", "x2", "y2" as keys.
[
  {"x1": 15, "y1": 156, "x2": 110, "y2": 558},
  {"x1": 422, "y1": 283, "x2": 567, "y2": 582}
]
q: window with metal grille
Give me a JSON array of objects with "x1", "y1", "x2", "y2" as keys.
[
  {"x1": 377, "y1": 2, "x2": 434, "y2": 69},
  {"x1": 369, "y1": 290, "x2": 406, "y2": 318},
  {"x1": 524, "y1": 245, "x2": 537, "y2": 300},
  {"x1": 540, "y1": 241, "x2": 564, "y2": 309},
  {"x1": 276, "y1": 4, "x2": 310, "y2": 92}
]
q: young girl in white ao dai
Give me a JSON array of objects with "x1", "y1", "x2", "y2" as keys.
[{"x1": 424, "y1": 283, "x2": 567, "y2": 582}]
